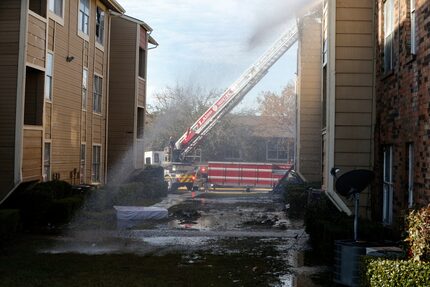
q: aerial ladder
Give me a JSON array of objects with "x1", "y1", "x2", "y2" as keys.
[{"x1": 170, "y1": 23, "x2": 299, "y2": 162}]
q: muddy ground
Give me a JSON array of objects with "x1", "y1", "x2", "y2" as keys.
[{"x1": 3, "y1": 190, "x2": 329, "y2": 287}]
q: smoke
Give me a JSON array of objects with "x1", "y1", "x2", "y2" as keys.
[{"x1": 247, "y1": 0, "x2": 320, "y2": 49}]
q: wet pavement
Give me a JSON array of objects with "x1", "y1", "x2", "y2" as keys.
[{"x1": 41, "y1": 190, "x2": 327, "y2": 286}]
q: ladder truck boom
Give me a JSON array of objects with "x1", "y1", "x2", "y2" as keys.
[{"x1": 175, "y1": 23, "x2": 299, "y2": 160}]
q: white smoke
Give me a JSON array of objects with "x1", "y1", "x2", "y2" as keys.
[{"x1": 247, "y1": 0, "x2": 321, "y2": 49}]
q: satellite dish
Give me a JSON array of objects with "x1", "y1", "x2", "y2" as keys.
[
  {"x1": 333, "y1": 169, "x2": 374, "y2": 241},
  {"x1": 335, "y1": 169, "x2": 374, "y2": 197}
]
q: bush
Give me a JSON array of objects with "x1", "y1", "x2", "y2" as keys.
[
  {"x1": 0, "y1": 209, "x2": 20, "y2": 236},
  {"x1": 284, "y1": 184, "x2": 308, "y2": 218},
  {"x1": 11, "y1": 180, "x2": 85, "y2": 229},
  {"x1": 304, "y1": 196, "x2": 400, "y2": 265},
  {"x1": 49, "y1": 197, "x2": 84, "y2": 224},
  {"x1": 361, "y1": 257, "x2": 430, "y2": 287},
  {"x1": 405, "y1": 204, "x2": 430, "y2": 262}
]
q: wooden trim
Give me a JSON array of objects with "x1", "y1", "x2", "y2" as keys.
[
  {"x1": 24, "y1": 125, "x2": 44, "y2": 131},
  {"x1": 15, "y1": 0, "x2": 29, "y2": 184},
  {"x1": 26, "y1": 62, "x2": 46, "y2": 72},
  {"x1": 28, "y1": 10, "x2": 48, "y2": 23}
]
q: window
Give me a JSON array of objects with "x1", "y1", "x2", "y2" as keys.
[
  {"x1": 80, "y1": 144, "x2": 86, "y2": 184},
  {"x1": 93, "y1": 75, "x2": 102, "y2": 113},
  {"x1": 30, "y1": 0, "x2": 47, "y2": 17},
  {"x1": 137, "y1": 107, "x2": 144, "y2": 139},
  {"x1": 45, "y1": 52, "x2": 53, "y2": 100},
  {"x1": 138, "y1": 48, "x2": 146, "y2": 78},
  {"x1": 224, "y1": 147, "x2": 241, "y2": 160},
  {"x1": 44, "y1": 142, "x2": 51, "y2": 181},
  {"x1": 410, "y1": 0, "x2": 416, "y2": 55},
  {"x1": 384, "y1": 0, "x2": 394, "y2": 73},
  {"x1": 267, "y1": 138, "x2": 290, "y2": 161},
  {"x1": 79, "y1": 0, "x2": 90, "y2": 35},
  {"x1": 407, "y1": 143, "x2": 414, "y2": 208},
  {"x1": 92, "y1": 145, "x2": 101, "y2": 182},
  {"x1": 383, "y1": 146, "x2": 393, "y2": 225},
  {"x1": 96, "y1": 7, "x2": 105, "y2": 45},
  {"x1": 48, "y1": 0, "x2": 63, "y2": 17},
  {"x1": 24, "y1": 67, "x2": 44, "y2": 125},
  {"x1": 82, "y1": 69, "x2": 88, "y2": 109}
]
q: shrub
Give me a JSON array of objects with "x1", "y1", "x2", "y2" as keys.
[
  {"x1": 49, "y1": 197, "x2": 84, "y2": 224},
  {"x1": 13, "y1": 180, "x2": 84, "y2": 229},
  {"x1": 405, "y1": 204, "x2": 430, "y2": 262},
  {"x1": 284, "y1": 184, "x2": 309, "y2": 218},
  {"x1": 0, "y1": 209, "x2": 20, "y2": 236},
  {"x1": 304, "y1": 196, "x2": 400, "y2": 265},
  {"x1": 361, "y1": 257, "x2": 430, "y2": 287}
]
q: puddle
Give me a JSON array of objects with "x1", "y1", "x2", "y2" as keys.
[{"x1": 36, "y1": 191, "x2": 326, "y2": 286}]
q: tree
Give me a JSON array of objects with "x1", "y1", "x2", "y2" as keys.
[
  {"x1": 144, "y1": 84, "x2": 222, "y2": 152},
  {"x1": 256, "y1": 80, "x2": 296, "y2": 137}
]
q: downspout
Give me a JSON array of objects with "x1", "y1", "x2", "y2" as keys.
[{"x1": 1, "y1": 0, "x2": 29, "y2": 206}]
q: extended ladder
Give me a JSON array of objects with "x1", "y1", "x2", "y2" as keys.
[{"x1": 176, "y1": 23, "x2": 299, "y2": 160}]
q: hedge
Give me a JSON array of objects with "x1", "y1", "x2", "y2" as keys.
[
  {"x1": 361, "y1": 257, "x2": 430, "y2": 287},
  {"x1": 0, "y1": 209, "x2": 20, "y2": 237},
  {"x1": 304, "y1": 196, "x2": 400, "y2": 265}
]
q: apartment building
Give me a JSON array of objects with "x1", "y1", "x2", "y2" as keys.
[
  {"x1": 374, "y1": 0, "x2": 430, "y2": 225},
  {"x1": 0, "y1": 0, "x2": 125, "y2": 203},
  {"x1": 108, "y1": 14, "x2": 158, "y2": 181},
  {"x1": 296, "y1": 13, "x2": 322, "y2": 183},
  {"x1": 321, "y1": 0, "x2": 376, "y2": 216}
]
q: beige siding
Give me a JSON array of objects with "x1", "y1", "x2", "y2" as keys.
[
  {"x1": 27, "y1": 13, "x2": 46, "y2": 68},
  {"x1": 44, "y1": 102, "x2": 52, "y2": 138},
  {"x1": 94, "y1": 48, "x2": 104, "y2": 75},
  {"x1": 334, "y1": 0, "x2": 375, "y2": 177},
  {"x1": 46, "y1": 0, "x2": 109, "y2": 184},
  {"x1": 296, "y1": 16, "x2": 322, "y2": 182},
  {"x1": 0, "y1": 0, "x2": 21, "y2": 200},
  {"x1": 138, "y1": 78, "x2": 146, "y2": 107},
  {"x1": 22, "y1": 128, "x2": 43, "y2": 181},
  {"x1": 108, "y1": 17, "x2": 139, "y2": 174}
]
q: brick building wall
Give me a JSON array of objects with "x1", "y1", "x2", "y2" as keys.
[{"x1": 374, "y1": 0, "x2": 430, "y2": 224}]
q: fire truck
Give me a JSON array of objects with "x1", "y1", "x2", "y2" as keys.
[
  {"x1": 207, "y1": 162, "x2": 293, "y2": 188},
  {"x1": 159, "y1": 15, "x2": 312, "y2": 191}
]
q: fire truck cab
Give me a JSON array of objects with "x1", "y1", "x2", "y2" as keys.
[{"x1": 163, "y1": 162, "x2": 196, "y2": 192}]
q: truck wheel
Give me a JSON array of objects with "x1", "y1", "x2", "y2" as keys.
[{"x1": 186, "y1": 183, "x2": 193, "y2": 191}]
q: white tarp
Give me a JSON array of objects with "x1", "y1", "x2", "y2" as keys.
[{"x1": 114, "y1": 206, "x2": 168, "y2": 221}]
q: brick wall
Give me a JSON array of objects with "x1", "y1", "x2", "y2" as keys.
[{"x1": 374, "y1": 0, "x2": 430, "y2": 222}]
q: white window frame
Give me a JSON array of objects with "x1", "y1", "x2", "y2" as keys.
[
  {"x1": 78, "y1": 0, "x2": 90, "y2": 39},
  {"x1": 92, "y1": 144, "x2": 101, "y2": 183},
  {"x1": 93, "y1": 74, "x2": 102, "y2": 114},
  {"x1": 43, "y1": 141, "x2": 52, "y2": 181},
  {"x1": 82, "y1": 68, "x2": 88, "y2": 110},
  {"x1": 80, "y1": 143, "x2": 86, "y2": 184},
  {"x1": 383, "y1": 145, "x2": 393, "y2": 225},
  {"x1": 45, "y1": 52, "x2": 53, "y2": 101},
  {"x1": 410, "y1": 0, "x2": 416, "y2": 55},
  {"x1": 408, "y1": 143, "x2": 414, "y2": 208},
  {"x1": 266, "y1": 138, "x2": 290, "y2": 161},
  {"x1": 384, "y1": 0, "x2": 394, "y2": 73},
  {"x1": 95, "y1": 6, "x2": 105, "y2": 46},
  {"x1": 48, "y1": 0, "x2": 64, "y2": 23}
]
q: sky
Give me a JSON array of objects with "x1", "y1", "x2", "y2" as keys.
[{"x1": 119, "y1": 0, "x2": 310, "y2": 111}]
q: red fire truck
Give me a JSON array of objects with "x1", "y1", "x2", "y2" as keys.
[
  {"x1": 158, "y1": 20, "x2": 302, "y2": 191},
  {"x1": 207, "y1": 162, "x2": 293, "y2": 188}
]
